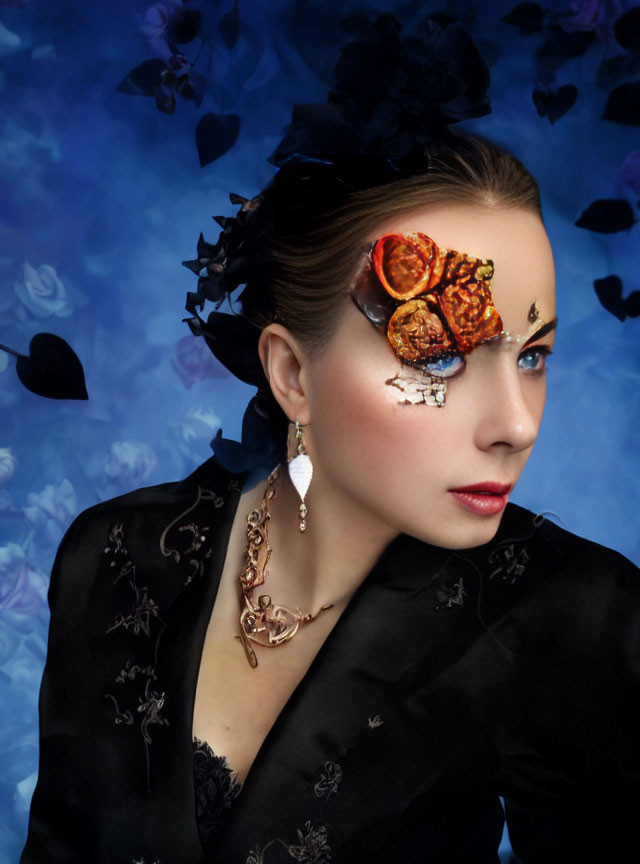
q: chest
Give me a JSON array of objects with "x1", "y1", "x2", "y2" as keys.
[{"x1": 191, "y1": 563, "x2": 344, "y2": 786}]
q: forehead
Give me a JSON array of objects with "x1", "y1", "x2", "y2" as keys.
[{"x1": 370, "y1": 203, "x2": 556, "y2": 328}]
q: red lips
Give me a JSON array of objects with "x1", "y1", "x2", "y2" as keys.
[
  {"x1": 448, "y1": 483, "x2": 512, "y2": 516},
  {"x1": 449, "y1": 482, "x2": 512, "y2": 495}
]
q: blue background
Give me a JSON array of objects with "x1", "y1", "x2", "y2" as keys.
[{"x1": 0, "y1": 0, "x2": 639, "y2": 860}]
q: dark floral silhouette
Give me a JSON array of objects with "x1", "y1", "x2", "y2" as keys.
[
  {"x1": 0, "y1": 333, "x2": 88, "y2": 400},
  {"x1": 594, "y1": 274, "x2": 640, "y2": 320},
  {"x1": 575, "y1": 198, "x2": 637, "y2": 233}
]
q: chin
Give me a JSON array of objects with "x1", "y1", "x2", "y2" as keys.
[{"x1": 412, "y1": 511, "x2": 505, "y2": 551}]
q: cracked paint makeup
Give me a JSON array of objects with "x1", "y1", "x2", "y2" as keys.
[{"x1": 350, "y1": 231, "x2": 547, "y2": 406}]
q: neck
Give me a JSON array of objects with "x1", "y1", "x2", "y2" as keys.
[{"x1": 254, "y1": 463, "x2": 399, "y2": 613}]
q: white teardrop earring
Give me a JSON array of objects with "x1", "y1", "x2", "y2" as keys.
[{"x1": 288, "y1": 420, "x2": 313, "y2": 532}]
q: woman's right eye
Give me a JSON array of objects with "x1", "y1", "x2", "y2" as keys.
[{"x1": 419, "y1": 353, "x2": 466, "y2": 379}]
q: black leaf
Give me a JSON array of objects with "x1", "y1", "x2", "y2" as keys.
[
  {"x1": 421, "y1": 11, "x2": 459, "y2": 31},
  {"x1": 180, "y1": 80, "x2": 197, "y2": 101},
  {"x1": 116, "y1": 59, "x2": 166, "y2": 97},
  {"x1": 209, "y1": 428, "x2": 252, "y2": 474},
  {"x1": 154, "y1": 82, "x2": 177, "y2": 115},
  {"x1": 4, "y1": 333, "x2": 89, "y2": 400},
  {"x1": 593, "y1": 275, "x2": 640, "y2": 321},
  {"x1": 183, "y1": 259, "x2": 203, "y2": 276},
  {"x1": 219, "y1": 4, "x2": 240, "y2": 50},
  {"x1": 602, "y1": 82, "x2": 640, "y2": 126},
  {"x1": 195, "y1": 113, "x2": 241, "y2": 167},
  {"x1": 596, "y1": 52, "x2": 640, "y2": 92},
  {"x1": 186, "y1": 71, "x2": 206, "y2": 107},
  {"x1": 197, "y1": 232, "x2": 218, "y2": 259},
  {"x1": 474, "y1": 37, "x2": 503, "y2": 68},
  {"x1": 575, "y1": 199, "x2": 636, "y2": 233},
  {"x1": 166, "y1": 9, "x2": 201, "y2": 45},
  {"x1": 201, "y1": 311, "x2": 261, "y2": 385},
  {"x1": 185, "y1": 290, "x2": 205, "y2": 313},
  {"x1": 626, "y1": 290, "x2": 640, "y2": 317},
  {"x1": 197, "y1": 275, "x2": 226, "y2": 304},
  {"x1": 532, "y1": 83, "x2": 578, "y2": 123},
  {"x1": 501, "y1": 2, "x2": 545, "y2": 36},
  {"x1": 535, "y1": 25, "x2": 594, "y2": 85},
  {"x1": 614, "y1": 8, "x2": 640, "y2": 53},
  {"x1": 340, "y1": 13, "x2": 379, "y2": 39}
]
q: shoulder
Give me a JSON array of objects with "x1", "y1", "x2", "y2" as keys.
[
  {"x1": 466, "y1": 501, "x2": 639, "y2": 663},
  {"x1": 47, "y1": 456, "x2": 249, "y2": 611},
  {"x1": 60, "y1": 455, "x2": 246, "y2": 545},
  {"x1": 69, "y1": 455, "x2": 244, "y2": 529},
  {"x1": 478, "y1": 500, "x2": 639, "y2": 588}
]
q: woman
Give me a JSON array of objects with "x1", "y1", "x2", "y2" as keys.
[{"x1": 19, "y1": 133, "x2": 639, "y2": 863}]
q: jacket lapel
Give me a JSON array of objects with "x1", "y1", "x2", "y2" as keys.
[{"x1": 204, "y1": 535, "x2": 496, "y2": 860}]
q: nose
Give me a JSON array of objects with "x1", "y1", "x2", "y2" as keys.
[{"x1": 472, "y1": 353, "x2": 543, "y2": 454}]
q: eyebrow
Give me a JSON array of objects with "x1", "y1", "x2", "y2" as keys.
[{"x1": 522, "y1": 317, "x2": 558, "y2": 347}]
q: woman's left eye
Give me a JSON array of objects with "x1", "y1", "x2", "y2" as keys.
[
  {"x1": 518, "y1": 346, "x2": 552, "y2": 372},
  {"x1": 420, "y1": 353, "x2": 466, "y2": 379}
]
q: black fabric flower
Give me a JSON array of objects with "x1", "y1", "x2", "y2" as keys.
[{"x1": 272, "y1": 13, "x2": 492, "y2": 163}]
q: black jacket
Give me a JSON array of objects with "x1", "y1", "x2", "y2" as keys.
[{"x1": 20, "y1": 455, "x2": 640, "y2": 863}]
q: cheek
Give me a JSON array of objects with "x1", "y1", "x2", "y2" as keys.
[{"x1": 307, "y1": 350, "x2": 464, "y2": 487}]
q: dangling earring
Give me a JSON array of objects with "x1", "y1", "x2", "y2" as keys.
[{"x1": 287, "y1": 420, "x2": 312, "y2": 532}]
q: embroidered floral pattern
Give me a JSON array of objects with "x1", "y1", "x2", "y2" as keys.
[
  {"x1": 102, "y1": 485, "x2": 227, "y2": 795},
  {"x1": 313, "y1": 761, "x2": 342, "y2": 801},
  {"x1": 159, "y1": 486, "x2": 224, "y2": 585},
  {"x1": 367, "y1": 715, "x2": 384, "y2": 729},
  {"x1": 116, "y1": 660, "x2": 157, "y2": 684},
  {"x1": 137, "y1": 679, "x2": 170, "y2": 744},
  {"x1": 488, "y1": 543, "x2": 531, "y2": 584},
  {"x1": 434, "y1": 576, "x2": 466, "y2": 610},
  {"x1": 103, "y1": 521, "x2": 168, "y2": 761},
  {"x1": 246, "y1": 821, "x2": 331, "y2": 864},
  {"x1": 104, "y1": 692, "x2": 133, "y2": 726},
  {"x1": 106, "y1": 585, "x2": 161, "y2": 636}
]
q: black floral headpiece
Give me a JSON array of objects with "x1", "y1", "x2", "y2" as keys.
[{"x1": 182, "y1": 12, "x2": 493, "y2": 476}]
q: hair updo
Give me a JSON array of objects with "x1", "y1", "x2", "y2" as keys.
[{"x1": 182, "y1": 14, "x2": 544, "y2": 476}]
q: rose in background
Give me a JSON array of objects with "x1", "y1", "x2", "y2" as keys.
[
  {"x1": 172, "y1": 405, "x2": 221, "y2": 462},
  {"x1": 22, "y1": 478, "x2": 77, "y2": 553},
  {"x1": 137, "y1": 0, "x2": 185, "y2": 60},
  {"x1": 0, "y1": 540, "x2": 49, "y2": 851},
  {"x1": 14, "y1": 262, "x2": 72, "y2": 319},
  {"x1": 98, "y1": 440, "x2": 158, "y2": 500},
  {"x1": 0, "y1": 449, "x2": 17, "y2": 513},
  {"x1": 617, "y1": 149, "x2": 640, "y2": 198},
  {"x1": 0, "y1": 542, "x2": 48, "y2": 640},
  {"x1": 0, "y1": 448, "x2": 17, "y2": 485},
  {"x1": 560, "y1": 0, "x2": 625, "y2": 40},
  {"x1": 171, "y1": 335, "x2": 229, "y2": 389}
]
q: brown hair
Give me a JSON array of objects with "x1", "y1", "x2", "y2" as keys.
[{"x1": 270, "y1": 130, "x2": 543, "y2": 359}]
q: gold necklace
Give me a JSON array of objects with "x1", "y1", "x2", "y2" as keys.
[{"x1": 237, "y1": 464, "x2": 334, "y2": 668}]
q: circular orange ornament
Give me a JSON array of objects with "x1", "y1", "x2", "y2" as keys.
[
  {"x1": 387, "y1": 299, "x2": 454, "y2": 362},
  {"x1": 372, "y1": 233, "x2": 447, "y2": 301}
]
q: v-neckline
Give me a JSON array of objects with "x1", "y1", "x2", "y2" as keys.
[{"x1": 185, "y1": 461, "x2": 407, "y2": 823}]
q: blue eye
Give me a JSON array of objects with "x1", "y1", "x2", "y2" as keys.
[
  {"x1": 420, "y1": 353, "x2": 466, "y2": 379},
  {"x1": 518, "y1": 346, "x2": 552, "y2": 372}
]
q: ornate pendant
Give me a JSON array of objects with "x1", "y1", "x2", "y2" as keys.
[{"x1": 240, "y1": 595, "x2": 302, "y2": 647}]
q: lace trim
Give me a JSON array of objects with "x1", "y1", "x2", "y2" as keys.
[{"x1": 192, "y1": 736, "x2": 241, "y2": 845}]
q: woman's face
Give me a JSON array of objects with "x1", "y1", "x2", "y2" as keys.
[{"x1": 303, "y1": 202, "x2": 557, "y2": 550}]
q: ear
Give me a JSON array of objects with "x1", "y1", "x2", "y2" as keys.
[{"x1": 258, "y1": 323, "x2": 311, "y2": 425}]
